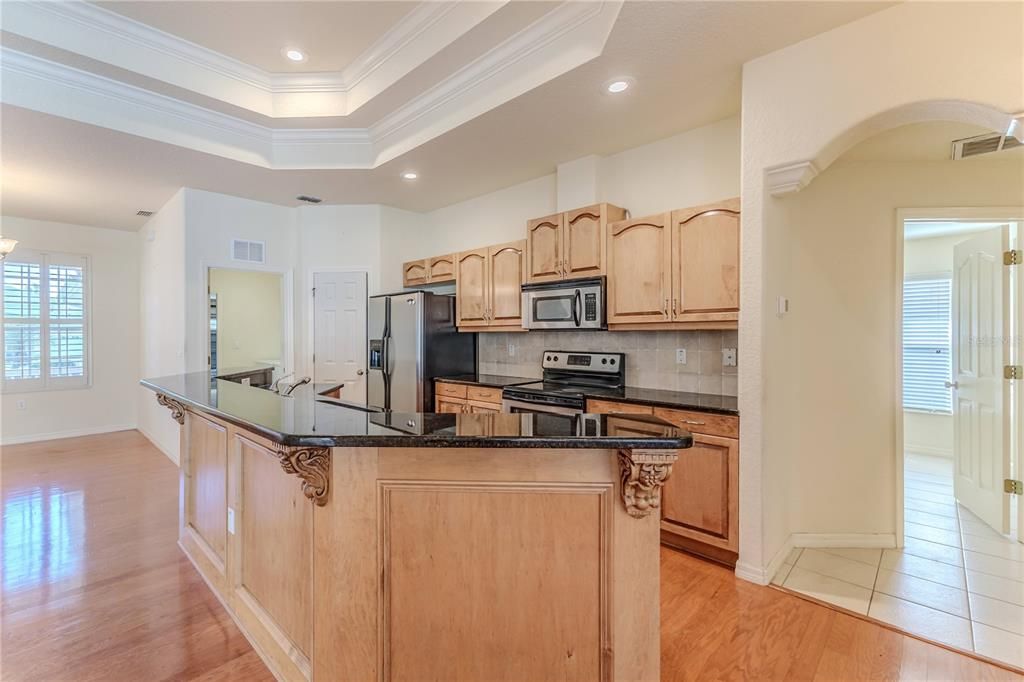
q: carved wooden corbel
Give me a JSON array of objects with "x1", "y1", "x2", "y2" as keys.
[
  {"x1": 618, "y1": 449, "x2": 677, "y2": 518},
  {"x1": 276, "y1": 447, "x2": 331, "y2": 506},
  {"x1": 156, "y1": 393, "x2": 185, "y2": 425}
]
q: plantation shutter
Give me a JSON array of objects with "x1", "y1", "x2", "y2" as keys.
[{"x1": 903, "y1": 276, "x2": 952, "y2": 413}]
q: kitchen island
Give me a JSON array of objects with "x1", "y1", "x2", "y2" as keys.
[{"x1": 142, "y1": 372, "x2": 692, "y2": 682}]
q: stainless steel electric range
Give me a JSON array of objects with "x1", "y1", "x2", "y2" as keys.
[{"x1": 501, "y1": 351, "x2": 625, "y2": 415}]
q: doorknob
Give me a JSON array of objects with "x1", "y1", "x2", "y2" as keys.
[
  {"x1": 944, "y1": 380, "x2": 958, "y2": 389},
  {"x1": 357, "y1": 369, "x2": 365, "y2": 376}
]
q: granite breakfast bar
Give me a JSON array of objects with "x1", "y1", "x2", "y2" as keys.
[{"x1": 143, "y1": 372, "x2": 693, "y2": 682}]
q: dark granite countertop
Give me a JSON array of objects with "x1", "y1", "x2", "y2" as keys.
[
  {"x1": 141, "y1": 372, "x2": 693, "y2": 450},
  {"x1": 435, "y1": 376, "x2": 739, "y2": 416},
  {"x1": 436, "y1": 373, "x2": 539, "y2": 388}
]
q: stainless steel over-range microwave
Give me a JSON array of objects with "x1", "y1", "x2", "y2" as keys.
[{"x1": 521, "y1": 277, "x2": 606, "y2": 330}]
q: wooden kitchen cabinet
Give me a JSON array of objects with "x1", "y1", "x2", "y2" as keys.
[
  {"x1": 403, "y1": 255, "x2": 456, "y2": 287},
  {"x1": 606, "y1": 213, "x2": 673, "y2": 325},
  {"x1": 607, "y1": 198, "x2": 739, "y2": 330},
  {"x1": 586, "y1": 398, "x2": 740, "y2": 566},
  {"x1": 455, "y1": 241, "x2": 526, "y2": 331},
  {"x1": 434, "y1": 381, "x2": 504, "y2": 414},
  {"x1": 436, "y1": 396, "x2": 468, "y2": 413},
  {"x1": 526, "y1": 204, "x2": 627, "y2": 283},
  {"x1": 402, "y1": 259, "x2": 429, "y2": 287},
  {"x1": 670, "y1": 198, "x2": 740, "y2": 322}
]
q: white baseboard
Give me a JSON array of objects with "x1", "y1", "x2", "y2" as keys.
[
  {"x1": 735, "y1": 535, "x2": 794, "y2": 586},
  {"x1": 137, "y1": 425, "x2": 180, "y2": 466},
  {"x1": 1, "y1": 424, "x2": 136, "y2": 446},
  {"x1": 905, "y1": 446, "x2": 953, "y2": 459},
  {"x1": 791, "y1": 533, "x2": 897, "y2": 549}
]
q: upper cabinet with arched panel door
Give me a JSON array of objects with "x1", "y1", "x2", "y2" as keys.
[
  {"x1": 402, "y1": 259, "x2": 428, "y2": 287},
  {"x1": 526, "y1": 204, "x2": 627, "y2": 283},
  {"x1": 403, "y1": 254, "x2": 456, "y2": 288},
  {"x1": 607, "y1": 199, "x2": 739, "y2": 330},
  {"x1": 455, "y1": 240, "x2": 526, "y2": 331}
]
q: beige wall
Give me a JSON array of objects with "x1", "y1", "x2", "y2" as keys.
[
  {"x1": 0, "y1": 216, "x2": 141, "y2": 444},
  {"x1": 209, "y1": 268, "x2": 283, "y2": 371},
  {"x1": 770, "y1": 156, "x2": 1023, "y2": 548}
]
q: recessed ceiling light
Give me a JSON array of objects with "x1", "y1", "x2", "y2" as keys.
[
  {"x1": 402, "y1": 171, "x2": 418, "y2": 180},
  {"x1": 606, "y1": 79, "x2": 631, "y2": 94},
  {"x1": 283, "y1": 48, "x2": 306, "y2": 63}
]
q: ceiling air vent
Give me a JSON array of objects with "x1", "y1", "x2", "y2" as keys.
[
  {"x1": 232, "y1": 239, "x2": 265, "y2": 264},
  {"x1": 136, "y1": 210, "x2": 154, "y2": 217},
  {"x1": 296, "y1": 195, "x2": 322, "y2": 204},
  {"x1": 952, "y1": 132, "x2": 1022, "y2": 160}
]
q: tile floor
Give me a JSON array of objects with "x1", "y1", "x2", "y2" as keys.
[{"x1": 772, "y1": 453, "x2": 1024, "y2": 670}]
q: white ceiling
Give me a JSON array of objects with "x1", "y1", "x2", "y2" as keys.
[
  {"x1": 0, "y1": 1, "x2": 897, "y2": 231},
  {"x1": 904, "y1": 221, "x2": 1012, "y2": 240},
  {"x1": 94, "y1": 1, "x2": 420, "y2": 73}
]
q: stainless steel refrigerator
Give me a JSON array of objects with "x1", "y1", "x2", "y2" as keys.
[{"x1": 367, "y1": 291, "x2": 476, "y2": 412}]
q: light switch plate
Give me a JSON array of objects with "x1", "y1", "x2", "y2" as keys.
[
  {"x1": 722, "y1": 348, "x2": 737, "y2": 367},
  {"x1": 675, "y1": 349, "x2": 687, "y2": 364},
  {"x1": 227, "y1": 507, "x2": 235, "y2": 535},
  {"x1": 507, "y1": 343, "x2": 516, "y2": 357}
]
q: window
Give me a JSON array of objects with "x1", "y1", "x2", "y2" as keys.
[
  {"x1": 903, "y1": 275, "x2": 952, "y2": 413},
  {"x1": 2, "y1": 250, "x2": 89, "y2": 391}
]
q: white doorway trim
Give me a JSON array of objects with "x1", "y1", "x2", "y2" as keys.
[
  {"x1": 895, "y1": 206, "x2": 1024, "y2": 548},
  {"x1": 202, "y1": 260, "x2": 295, "y2": 378},
  {"x1": 305, "y1": 266, "x2": 370, "y2": 381}
]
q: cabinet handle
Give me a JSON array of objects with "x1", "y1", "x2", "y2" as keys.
[
  {"x1": 680, "y1": 419, "x2": 706, "y2": 426},
  {"x1": 673, "y1": 299, "x2": 678, "y2": 315},
  {"x1": 663, "y1": 299, "x2": 668, "y2": 315}
]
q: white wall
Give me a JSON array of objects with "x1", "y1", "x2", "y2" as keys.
[
  {"x1": 771, "y1": 156, "x2": 1023, "y2": 552},
  {"x1": 0, "y1": 217, "x2": 140, "y2": 444},
  {"x1": 903, "y1": 233, "x2": 965, "y2": 458},
  {"x1": 738, "y1": 0, "x2": 1024, "y2": 583},
  {"x1": 138, "y1": 189, "x2": 186, "y2": 462}
]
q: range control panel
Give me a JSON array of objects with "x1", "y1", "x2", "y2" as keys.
[{"x1": 541, "y1": 351, "x2": 624, "y2": 374}]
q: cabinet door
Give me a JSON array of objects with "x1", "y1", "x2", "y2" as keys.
[
  {"x1": 488, "y1": 240, "x2": 526, "y2": 327},
  {"x1": 660, "y1": 432, "x2": 739, "y2": 553},
  {"x1": 526, "y1": 214, "x2": 563, "y2": 283},
  {"x1": 467, "y1": 400, "x2": 501, "y2": 414},
  {"x1": 670, "y1": 199, "x2": 740, "y2": 321},
  {"x1": 403, "y1": 259, "x2": 429, "y2": 287},
  {"x1": 436, "y1": 396, "x2": 467, "y2": 413},
  {"x1": 606, "y1": 214, "x2": 672, "y2": 325},
  {"x1": 455, "y1": 249, "x2": 489, "y2": 327},
  {"x1": 428, "y1": 254, "x2": 456, "y2": 284},
  {"x1": 564, "y1": 204, "x2": 626, "y2": 279},
  {"x1": 185, "y1": 411, "x2": 228, "y2": 564}
]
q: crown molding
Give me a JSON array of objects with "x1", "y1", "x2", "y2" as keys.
[
  {"x1": 764, "y1": 160, "x2": 820, "y2": 196},
  {"x1": 1, "y1": 2, "x2": 621, "y2": 170},
  {"x1": 1, "y1": 0, "x2": 505, "y2": 118}
]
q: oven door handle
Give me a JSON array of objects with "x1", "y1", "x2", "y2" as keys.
[{"x1": 572, "y1": 289, "x2": 582, "y2": 327}]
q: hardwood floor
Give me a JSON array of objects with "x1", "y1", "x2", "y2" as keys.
[{"x1": 2, "y1": 431, "x2": 1018, "y2": 681}]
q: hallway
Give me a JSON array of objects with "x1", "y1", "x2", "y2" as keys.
[{"x1": 775, "y1": 453, "x2": 1023, "y2": 671}]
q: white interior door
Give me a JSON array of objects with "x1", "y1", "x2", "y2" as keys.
[
  {"x1": 952, "y1": 226, "x2": 1010, "y2": 534},
  {"x1": 313, "y1": 271, "x2": 367, "y2": 404}
]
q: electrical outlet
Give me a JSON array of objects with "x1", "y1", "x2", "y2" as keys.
[
  {"x1": 722, "y1": 348, "x2": 737, "y2": 367},
  {"x1": 675, "y1": 349, "x2": 687, "y2": 364},
  {"x1": 16, "y1": 400, "x2": 27, "y2": 410},
  {"x1": 507, "y1": 343, "x2": 516, "y2": 357}
]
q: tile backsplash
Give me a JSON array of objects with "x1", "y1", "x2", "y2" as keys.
[{"x1": 478, "y1": 330, "x2": 738, "y2": 396}]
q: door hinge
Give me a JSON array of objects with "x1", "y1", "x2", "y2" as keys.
[
  {"x1": 312, "y1": 287, "x2": 316, "y2": 298},
  {"x1": 1004, "y1": 250, "x2": 1021, "y2": 265},
  {"x1": 1005, "y1": 365, "x2": 1023, "y2": 380},
  {"x1": 1006, "y1": 479, "x2": 1024, "y2": 495}
]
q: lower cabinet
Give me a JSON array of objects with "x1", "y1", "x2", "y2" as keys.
[
  {"x1": 586, "y1": 399, "x2": 740, "y2": 565},
  {"x1": 180, "y1": 411, "x2": 313, "y2": 682},
  {"x1": 434, "y1": 381, "x2": 503, "y2": 414}
]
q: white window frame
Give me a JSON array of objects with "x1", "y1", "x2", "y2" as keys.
[
  {"x1": 1, "y1": 249, "x2": 91, "y2": 393},
  {"x1": 902, "y1": 272, "x2": 953, "y2": 414}
]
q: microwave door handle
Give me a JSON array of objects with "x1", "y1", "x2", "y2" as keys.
[{"x1": 572, "y1": 289, "x2": 582, "y2": 327}]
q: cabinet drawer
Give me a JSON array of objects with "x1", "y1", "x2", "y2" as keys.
[
  {"x1": 435, "y1": 382, "x2": 468, "y2": 399},
  {"x1": 586, "y1": 399, "x2": 653, "y2": 415},
  {"x1": 467, "y1": 385, "x2": 502, "y2": 404},
  {"x1": 652, "y1": 407, "x2": 738, "y2": 439}
]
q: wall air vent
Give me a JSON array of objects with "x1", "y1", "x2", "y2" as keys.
[
  {"x1": 232, "y1": 239, "x2": 265, "y2": 264},
  {"x1": 296, "y1": 195, "x2": 322, "y2": 204},
  {"x1": 136, "y1": 210, "x2": 154, "y2": 217},
  {"x1": 952, "y1": 132, "x2": 1022, "y2": 160}
]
